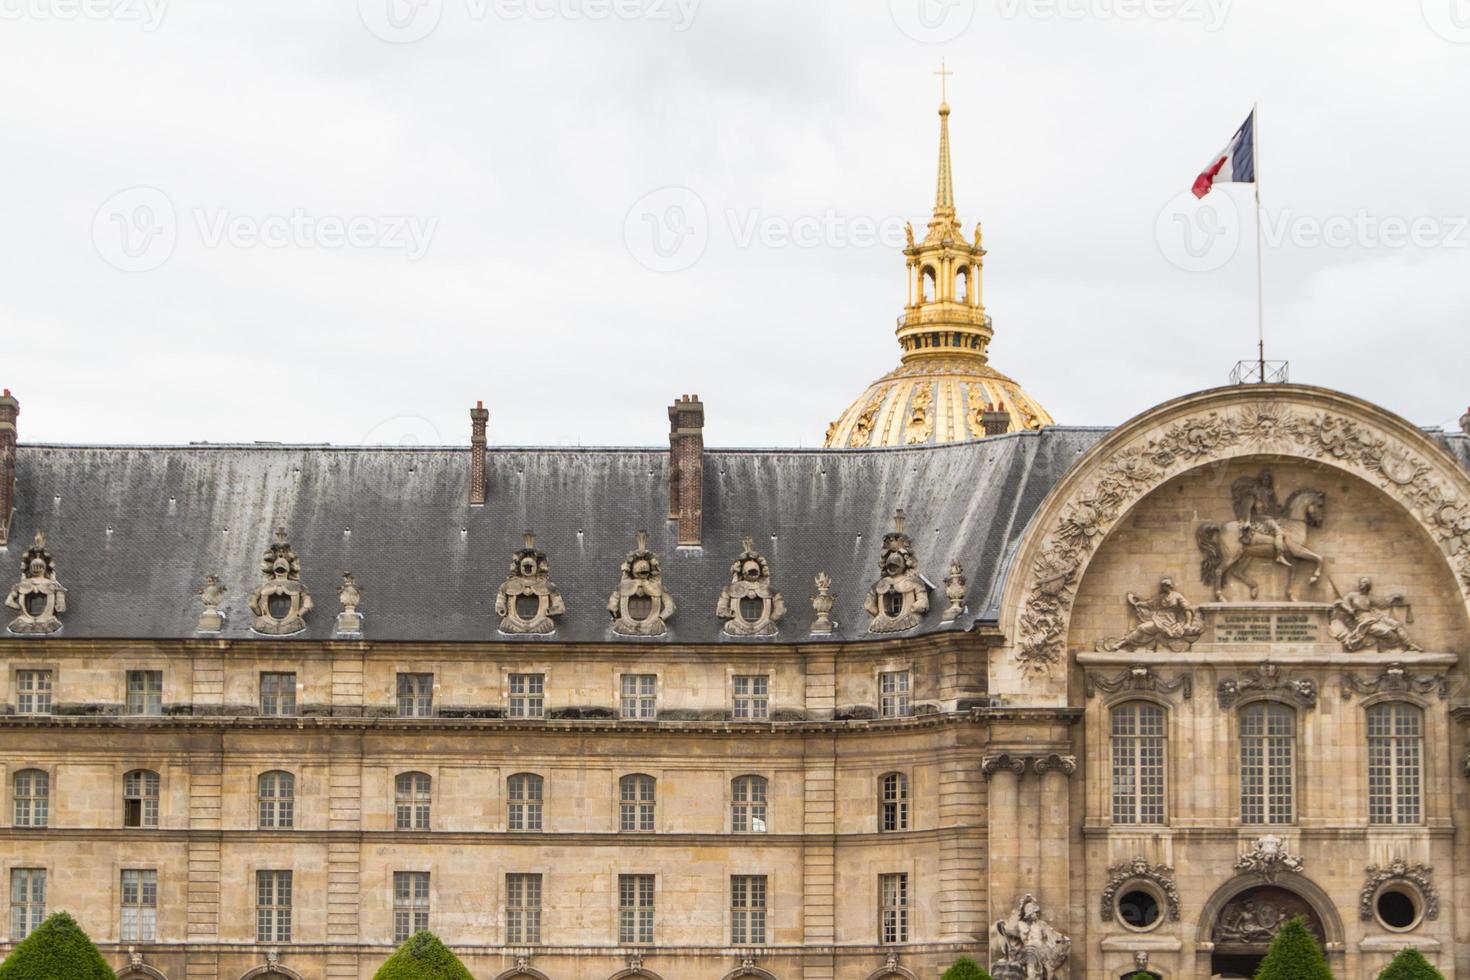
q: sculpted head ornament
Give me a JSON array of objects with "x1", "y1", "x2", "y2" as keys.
[
  {"x1": 248, "y1": 528, "x2": 313, "y2": 635},
  {"x1": 607, "y1": 530, "x2": 675, "y2": 636},
  {"x1": 497, "y1": 531, "x2": 565, "y2": 634},
  {"x1": 716, "y1": 536, "x2": 785, "y2": 637},
  {"x1": 5, "y1": 530, "x2": 66, "y2": 634}
]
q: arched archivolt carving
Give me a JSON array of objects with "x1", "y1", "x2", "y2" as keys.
[
  {"x1": 608, "y1": 970, "x2": 666, "y2": 980},
  {"x1": 118, "y1": 966, "x2": 168, "y2": 980},
  {"x1": 1196, "y1": 874, "x2": 1345, "y2": 948},
  {"x1": 238, "y1": 967, "x2": 304, "y2": 980},
  {"x1": 999, "y1": 384, "x2": 1470, "y2": 679},
  {"x1": 493, "y1": 970, "x2": 551, "y2": 980},
  {"x1": 864, "y1": 968, "x2": 919, "y2": 980},
  {"x1": 721, "y1": 967, "x2": 780, "y2": 980}
]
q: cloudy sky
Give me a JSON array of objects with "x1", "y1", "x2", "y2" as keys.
[{"x1": 4, "y1": 0, "x2": 1467, "y2": 447}]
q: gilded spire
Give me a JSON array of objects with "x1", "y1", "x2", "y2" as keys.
[{"x1": 934, "y1": 61, "x2": 955, "y2": 218}]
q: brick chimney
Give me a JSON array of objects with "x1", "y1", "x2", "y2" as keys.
[
  {"x1": 667, "y1": 394, "x2": 704, "y2": 546},
  {"x1": 469, "y1": 400, "x2": 489, "y2": 506},
  {"x1": 0, "y1": 389, "x2": 17, "y2": 547},
  {"x1": 981, "y1": 401, "x2": 1011, "y2": 437}
]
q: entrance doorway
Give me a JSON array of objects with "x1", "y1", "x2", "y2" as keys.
[{"x1": 1210, "y1": 952, "x2": 1265, "y2": 977}]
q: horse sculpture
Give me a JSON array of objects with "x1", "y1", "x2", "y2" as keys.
[{"x1": 1197, "y1": 489, "x2": 1326, "y2": 602}]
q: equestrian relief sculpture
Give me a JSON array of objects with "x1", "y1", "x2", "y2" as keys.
[{"x1": 1197, "y1": 469, "x2": 1326, "y2": 601}]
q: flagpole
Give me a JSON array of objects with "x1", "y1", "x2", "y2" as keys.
[{"x1": 1253, "y1": 101, "x2": 1265, "y2": 382}]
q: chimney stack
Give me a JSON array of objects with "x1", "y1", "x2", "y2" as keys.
[
  {"x1": 981, "y1": 401, "x2": 1011, "y2": 437},
  {"x1": 667, "y1": 394, "x2": 705, "y2": 546},
  {"x1": 469, "y1": 400, "x2": 489, "y2": 506},
  {"x1": 0, "y1": 389, "x2": 17, "y2": 547}
]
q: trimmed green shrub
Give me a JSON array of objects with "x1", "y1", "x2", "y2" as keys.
[
  {"x1": 373, "y1": 932, "x2": 474, "y2": 980},
  {"x1": 941, "y1": 956, "x2": 994, "y2": 980},
  {"x1": 1254, "y1": 917, "x2": 1333, "y2": 980},
  {"x1": 1128, "y1": 974, "x2": 1158, "y2": 980},
  {"x1": 0, "y1": 911, "x2": 115, "y2": 980},
  {"x1": 1378, "y1": 948, "x2": 1446, "y2": 980}
]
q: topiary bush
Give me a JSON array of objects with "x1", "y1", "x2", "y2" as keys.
[
  {"x1": 0, "y1": 911, "x2": 115, "y2": 980},
  {"x1": 941, "y1": 956, "x2": 994, "y2": 980},
  {"x1": 1378, "y1": 948, "x2": 1446, "y2": 980},
  {"x1": 373, "y1": 931, "x2": 474, "y2": 980},
  {"x1": 1254, "y1": 917, "x2": 1333, "y2": 980}
]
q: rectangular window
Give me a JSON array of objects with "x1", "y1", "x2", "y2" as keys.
[
  {"x1": 879, "y1": 872, "x2": 908, "y2": 944},
  {"x1": 1240, "y1": 703, "x2": 1295, "y2": 825},
  {"x1": 620, "y1": 674, "x2": 657, "y2": 720},
  {"x1": 15, "y1": 671, "x2": 52, "y2": 715},
  {"x1": 13, "y1": 769, "x2": 48, "y2": 828},
  {"x1": 126, "y1": 671, "x2": 163, "y2": 715},
  {"x1": 9, "y1": 869, "x2": 44, "y2": 940},
  {"x1": 120, "y1": 869, "x2": 158, "y2": 942},
  {"x1": 879, "y1": 671, "x2": 910, "y2": 719},
  {"x1": 124, "y1": 770, "x2": 161, "y2": 828},
  {"x1": 397, "y1": 674, "x2": 434, "y2": 718},
  {"x1": 1111, "y1": 703, "x2": 1166, "y2": 825},
  {"x1": 393, "y1": 871, "x2": 430, "y2": 943},
  {"x1": 505, "y1": 873, "x2": 542, "y2": 944},
  {"x1": 255, "y1": 870, "x2": 292, "y2": 943},
  {"x1": 618, "y1": 874, "x2": 654, "y2": 945},
  {"x1": 733, "y1": 675, "x2": 769, "y2": 720},
  {"x1": 1368, "y1": 703, "x2": 1423, "y2": 825},
  {"x1": 730, "y1": 875, "x2": 767, "y2": 945},
  {"x1": 259, "y1": 672, "x2": 297, "y2": 717},
  {"x1": 508, "y1": 673, "x2": 545, "y2": 720}
]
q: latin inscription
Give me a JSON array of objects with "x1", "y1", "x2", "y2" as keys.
[{"x1": 1217, "y1": 611, "x2": 1321, "y2": 644}]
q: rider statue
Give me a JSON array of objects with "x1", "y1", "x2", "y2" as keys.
[{"x1": 1231, "y1": 471, "x2": 1292, "y2": 568}]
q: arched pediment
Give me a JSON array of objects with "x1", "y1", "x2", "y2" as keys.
[
  {"x1": 999, "y1": 385, "x2": 1470, "y2": 691},
  {"x1": 864, "y1": 969, "x2": 918, "y2": 980},
  {"x1": 239, "y1": 966, "x2": 303, "y2": 980},
  {"x1": 118, "y1": 966, "x2": 168, "y2": 980},
  {"x1": 1197, "y1": 874, "x2": 1345, "y2": 948},
  {"x1": 721, "y1": 967, "x2": 780, "y2": 980},
  {"x1": 608, "y1": 970, "x2": 666, "y2": 980},
  {"x1": 494, "y1": 970, "x2": 551, "y2": 980}
]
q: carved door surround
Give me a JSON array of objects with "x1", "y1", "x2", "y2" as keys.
[{"x1": 997, "y1": 385, "x2": 1470, "y2": 700}]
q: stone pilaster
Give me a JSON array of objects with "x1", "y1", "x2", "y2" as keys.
[
  {"x1": 982, "y1": 753, "x2": 1025, "y2": 959},
  {"x1": 1033, "y1": 754, "x2": 1076, "y2": 937},
  {"x1": 801, "y1": 734, "x2": 836, "y2": 980}
]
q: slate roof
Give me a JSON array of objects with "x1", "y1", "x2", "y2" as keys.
[{"x1": 7, "y1": 426, "x2": 1466, "y2": 644}]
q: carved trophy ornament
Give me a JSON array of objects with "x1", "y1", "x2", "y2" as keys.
[
  {"x1": 1197, "y1": 469, "x2": 1327, "y2": 602},
  {"x1": 335, "y1": 573, "x2": 363, "y2": 637},
  {"x1": 1235, "y1": 835, "x2": 1304, "y2": 883},
  {"x1": 607, "y1": 531, "x2": 676, "y2": 636},
  {"x1": 196, "y1": 575, "x2": 226, "y2": 633},
  {"x1": 248, "y1": 528, "x2": 313, "y2": 635},
  {"x1": 942, "y1": 559, "x2": 967, "y2": 622},
  {"x1": 716, "y1": 537, "x2": 785, "y2": 637},
  {"x1": 497, "y1": 532, "x2": 565, "y2": 634},
  {"x1": 1097, "y1": 577, "x2": 1204, "y2": 652},
  {"x1": 811, "y1": 572, "x2": 836, "y2": 634},
  {"x1": 864, "y1": 510, "x2": 930, "y2": 633},
  {"x1": 991, "y1": 894, "x2": 1071, "y2": 980},
  {"x1": 1329, "y1": 577, "x2": 1422, "y2": 652},
  {"x1": 5, "y1": 531, "x2": 66, "y2": 634}
]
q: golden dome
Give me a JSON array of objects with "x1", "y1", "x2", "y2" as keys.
[{"x1": 823, "y1": 84, "x2": 1053, "y2": 449}]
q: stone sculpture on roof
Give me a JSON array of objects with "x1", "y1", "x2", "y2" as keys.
[
  {"x1": 865, "y1": 509, "x2": 930, "y2": 633},
  {"x1": 716, "y1": 537, "x2": 785, "y2": 637},
  {"x1": 498, "y1": 531, "x2": 565, "y2": 634},
  {"x1": 5, "y1": 531, "x2": 66, "y2": 635},
  {"x1": 248, "y1": 528, "x2": 313, "y2": 635},
  {"x1": 608, "y1": 530, "x2": 675, "y2": 636}
]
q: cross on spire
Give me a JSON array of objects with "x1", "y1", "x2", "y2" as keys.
[{"x1": 934, "y1": 59, "x2": 953, "y2": 105}]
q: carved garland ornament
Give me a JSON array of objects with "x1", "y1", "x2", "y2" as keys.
[
  {"x1": 1341, "y1": 662, "x2": 1448, "y2": 701},
  {"x1": 1014, "y1": 401, "x2": 1470, "y2": 673},
  {"x1": 1099, "y1": 858, "x2": 1181, "y2": 922},
  {"x1": 1217, "y1": 664, "x2": 1318, "y2": 710},
  {"x1": 1359, "y1": 859, "x2": 1438, "y2": 922},
  {"x1": 1084, "y1": 664, "x2": 1192, "y2": 701},
  {"x1": 1235, "y1": 835, "x2": 1304, "y2": 884}
]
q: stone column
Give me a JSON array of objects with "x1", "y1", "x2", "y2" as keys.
[
  {"x1": 1033, "y1": 754, "x2": 1077, "y2": 936},
  {"x1": 982, "y1": 754, "x2": 1026, "y2": 954}
]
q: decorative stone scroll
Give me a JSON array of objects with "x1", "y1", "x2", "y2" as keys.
[
  {"x1": 1096, "y1": 577, "x2": 1204, "y2": 652},
  {"x1": 810, "y1": 572, "x2": 836, "y2": 635},
  {"x1": 980, "y1": 754, "x2": 1027, "y2": 781},
  {"x1": 1329, "y1": 577, "x2": 1423, "y2": 653},
  {"x1": 1359, "y1": 860, "x2": 1438, "y2": 922},
  {"x1": 195, "y1": 575, "x2": 226, "y2": 633},
  {"x1": 1100, "y1": 858, "x2": 1180, "y2": 922},
  {"x1": 864, "y1": 509, "x2": 930, "y2": 633},
  {"x1": 716, "y1": 537, "x2": 785, "y2": 637},
  {"x1": 1217, "y1": 664, "x2": 1318, "y2": 710},
  {"x1": 1010, "y1": 393, "x2": 1470, "y2": 675},
  {"x1": 1341, "y1": 662, "x2": 1447, "y2": 701},
  {"x1": 335, "y1": 573, "x2": 364, "y2": 637},
  {"x1": 607, "y1": 531, "x2": 675, "y2": 636},
  {"x1": 1032, "y1": 754, "x2": 1077, "y2": 777},
  {"x1": 991, "y1": 894, "x2": 1070, "y2": 980},
  {"x1": 248, "y1": 528, "x2": 313, "y2": 635},
  {"x1": 498, "y1": 532, "x2": 565, "y2": 634},
  {"x1": 5, "y1": 531, "x2": 67, "y2": 635},
  {"x1": 1084, "y1": 664, "x2": 1193, "y2": 701},
  {"x1": 1235, "y1": 835, "x2": 1304, "y2": 883}
]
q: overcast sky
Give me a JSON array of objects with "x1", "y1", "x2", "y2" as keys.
[{"x1": 4, "y1": 0, "x2": 1467, "y2": 448}]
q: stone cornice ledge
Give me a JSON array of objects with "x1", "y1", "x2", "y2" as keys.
[{"x1": 1078, "y1": 650, "x2": 1459, "y2": 668}]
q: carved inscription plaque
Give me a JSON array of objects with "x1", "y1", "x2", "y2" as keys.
[{"x1": 1212, "y1": 607, "x2": 1324, "y2": 645}]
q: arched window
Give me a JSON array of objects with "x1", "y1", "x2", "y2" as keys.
[
  {"x1": 13, "y1": 769, "x2": 48, "y2": 828},
  {"x1": 123, "y1": 769, "x2": 160, "y2": 828},
  {"x1": 1111, "y1": 701, "x2": 1166, "y2": 825},
  {"x1": 732, "y1": 775, "x2": 768, "y2": 833},
  {"x1": 507, "y1": 773, "x2": 543, "y2": 831},
  {"x1": 921, "y1": 266, "x2": 936, "y2": 303},
  {"x1": 879, "y1": 772, "x2": 909, "y2": 832},
  {"x1": 955, "y1": 265, "x2": 970, "y2": 303},
  {"x1": 258, "y1": 771, "x2": 295, "y2": 829},
  {"x1": 395, "y1": 772, "x2": 431, "y2": 830},
  {"x1": 1240, "y1": 703, "x2": 1295, "y2": 825},
  {"x1": 1368, "y1": 702, "x2": 1423, "y2": 825},
  {"x1": 619, "y1": 774, "x2": 656, "y2": 832}
]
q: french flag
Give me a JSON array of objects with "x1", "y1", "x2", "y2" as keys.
[{"x1": 1192, "y1": 111, "x2": 1256, "y2": 198}]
